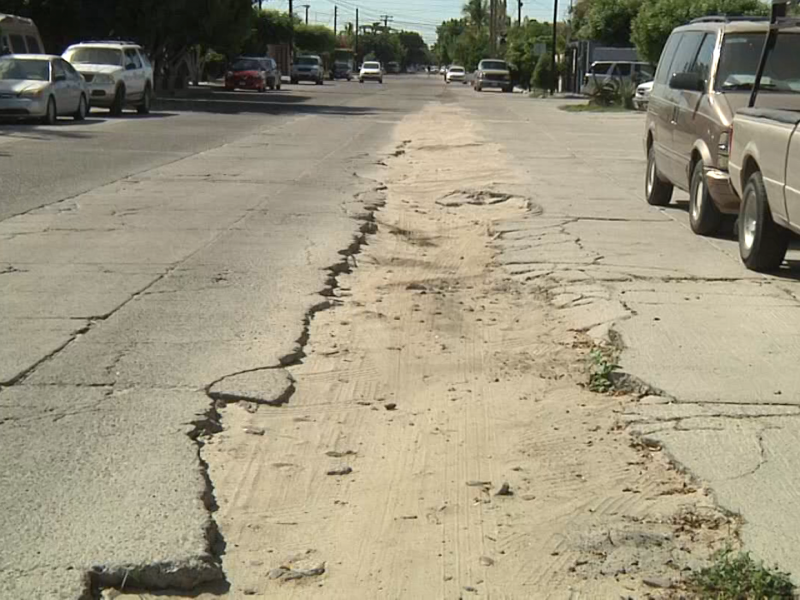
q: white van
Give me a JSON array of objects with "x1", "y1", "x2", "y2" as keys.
[{"x1": 0, "y1": 13, "x2": 44, "y2": 54}]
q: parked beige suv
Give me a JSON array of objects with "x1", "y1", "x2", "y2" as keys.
[{"x1": 643, "y1": 16, "x2": 799, "y2": 235}]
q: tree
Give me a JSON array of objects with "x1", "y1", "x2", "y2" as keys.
[
  {"x1": 632, "y1": 0, "x2": 767, "y2": 63},
  {"x1": 577, "y1": 0, "x2": 643, "y2": 46},
  {"x1": 396, "y1": 31, "x2": 429, "y2": 67},
  {"x1": 504, "y1": 20, "x2": 553, "y2": 89},
  {"x1": 463, "y1": 0, "x2": 489, "y2": 28},
  {"x1": 358, "y1": 31, "x2": 406, "y2": 65},
  {"x1": 295, "y1": 24, "x2": 336, "y2": 54},
  {"x1": 242, "y1": 8, "x2": 295, "y2": 55},
  {"x1": 434, "y1": 19, "x2": 467, "y2": 64}
]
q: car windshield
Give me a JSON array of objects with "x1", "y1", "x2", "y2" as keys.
[
  {"x1": 480, "y1": 61, "x2": 507, "y2": 70},
  {"x1": 363, "y1": 62, "x2": 380, "y2": 69},
  {"x1": 450, "y1": 67, "x2": 465, "y2": 73},
  {"x1": 67, "y1": 47, "x2": 124, "y2": 66},
  {"x1": 716, "y1": 32, "x2": 800, "y2": 93},
  {"x1": 296, "y1": 57, "x2": 319, "y2": 66},
  {"x1": 0, "y1": 58, "x2": 49, "y2": 81},
  {"x1": 231, "y1": 59, "x2": 261, "y2": 71}
]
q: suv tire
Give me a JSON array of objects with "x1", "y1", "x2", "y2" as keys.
[
  {"x1": 689, "y1": 160, "x2": 723, "y2": 235},
  {"x1": 739, "y1": 171, "x2": 789, "y2": 272},
  {"x1": 137, "y1": 85, "x2": 151, "y2": 115},
  {"x1": 645, "y1": 145, "x2": 673, "y2": 206},
  {"x1": 110, "y1": 85, "x2": 126, "y2": 117}
]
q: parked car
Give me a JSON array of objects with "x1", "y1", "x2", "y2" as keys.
[
  {"x1": 633, "y1": 80, "x2": 654, "y2": 110},
  {"x1": 291, "y1": 55, "x2": 324, "y2": 85},
  {"x1": 386, "y1": 61, "x2": 400, "y2": 74},
  {"x1": 474, "y1": 59, "x2": 512, "y2": 93},
  {"x1": 0, "y1": 13, "x2": 44, "y2": 54},
  {"x1": 0, "y1": 54, "x2": 89, "y2": 123},
  {"x1": 729, "y1": 7, "x2": 800, "y2": 271},
  {"x1": 62, "y1": 41, "x2": 153, "y2": 116},
  {"x1": 643, "y1": 16, "x2": 800, "y2": 236},
  {"x1": 225, "y1": 57, "x2": 281, "y2": 92},
  {"x1": 439, "y1": 66, "x2": 447, "y2": 75},
  {"x1": 446, "y1": 66, "x2": 468, "y2": 84},
  {"x1": 359, "y1": 61, "x2": 383, "y2": 84},
  {"x1": 582, "y1": 61, "x2": 654, "y2": 95}
]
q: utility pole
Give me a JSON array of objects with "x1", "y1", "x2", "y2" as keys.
[
  {"x1": 489, "y1": 0, "x2": 496, "y2": 55},
  {"x1": 289, "y1": 0, "x2": 294, "y2": 59},
  {"x1": 334, "y1": 5, "x2": 338, "y2": 36},
  {"x1": 518, "y1": 0, "x2": 523, "y2": 26},
  {"x1": 380, "y1": 14, "x2": 393, "y2": 31},
  {"x1": 550, "y1": 0, "x2": 558, "y2": 94},
  {"x1": 355, "y1": 8, "x2": 359, "y2": 60},
  {"x1": 301, "y1": 4, "x2": 310, "y2": 24}
]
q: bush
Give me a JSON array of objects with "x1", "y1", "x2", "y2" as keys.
[
  {"x1": 632, "y1": 0, "x2": 768, "y2": 64},
  {"x1": 689, "y1": 548, "x2": 795, "y2": 599},
  {"x1": 531, "y1": 52, "x2": 554, "y2": 91}
]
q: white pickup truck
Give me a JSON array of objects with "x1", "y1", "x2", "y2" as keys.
[{"x1": 729, "y1": 2, "x2": 800, "y2": 272}]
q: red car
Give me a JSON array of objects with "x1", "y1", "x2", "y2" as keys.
[{"x1": 224, "y1": 57, "x2": 281, "y2": 92}]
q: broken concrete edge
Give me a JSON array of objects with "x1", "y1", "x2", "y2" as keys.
[{"x1": 206, "y1": 367, "x2": 297, "y2": 407}]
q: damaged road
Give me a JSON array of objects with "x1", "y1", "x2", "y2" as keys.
[{"x1": 0, "y1": 82, "x2": 429, "y2": 598}]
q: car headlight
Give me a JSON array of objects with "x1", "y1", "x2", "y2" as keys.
[
  {"x1": 93, "y1": 74, "x2": 114, "y2": 85},
  {"x1": 19, "y1": 88, "x2": 44, "y2": 98}
]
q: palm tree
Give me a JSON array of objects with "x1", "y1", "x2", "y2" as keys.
[{"x1": 462, "y1": 0, "x2": 489, "y2": 28}]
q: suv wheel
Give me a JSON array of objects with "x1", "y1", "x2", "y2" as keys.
[
  {"x1": 739, "y1": 171, "x2": 789, "y2": 272},
  {"x1": 137, "y1": 85, "x2": 151, "y2": 115},
  {"x1": 110, "y1": 85, "x2": 126, "y2": 117},
  {"x1": 645, "y1": 145, "x2": 673, "y2": 206},
  {"x1": 689, "y1": 160, "x2": 723, "y2": 235}
]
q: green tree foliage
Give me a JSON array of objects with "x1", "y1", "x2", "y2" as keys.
[
  {"x1": 358, "y1": 31, "x2": 407, "y2": 65},
  {"x1": 463, "y1": 0, "x2": 489, "y2": 28},
  {"x1": 504, "y1": 20, "x2": 553, "y2": 89},
  {"x1": 243, "y1": 9, "x2": 295, "y2": 54},
  {"x1": 577, "y1": 0, "x2": 644, "y2": 46},
  {"x1": 433, "y1": 19, "x2": 467, "y2": 65},
  {"x1": 631, "y1": 0, "x2": 768, "y2": 63},
  {"x1": 531, "y1": 51, "x2": 554, "y2": 90},
  {"x1": 295, "y1": 24, "x2": 336, "y2": 55},
  {"x1": 396, "y1": 31, "x2": 430, "y2": 67}
]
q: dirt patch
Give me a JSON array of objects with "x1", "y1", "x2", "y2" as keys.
[{"x1": 114, "y1": 104, "x2": 734, "y2": 599}]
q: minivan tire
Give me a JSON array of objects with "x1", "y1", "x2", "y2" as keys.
[
  {"x1": 689, "y1": 160, "x2": 723, "y2": 235},
  {"x1": 645, "y1": 145, "x2": 673, "y2": 206},
  {"x1": 739, "y1": 171, "x2": 789, "y2": 272}
]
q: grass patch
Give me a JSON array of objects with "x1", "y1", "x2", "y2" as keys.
[
  {"x1": 560, "y1": 103, "x2": 632, "y2": 113},
  {"x1": 688, "y1": 548, "x2": 795, "y2": 599},
  {"x1": 588, "y1": 348, "x2": 619, "y2": 393}
]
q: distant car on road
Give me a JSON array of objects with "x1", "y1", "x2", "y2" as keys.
[
  {"x1": 291, "y1": 55, "x2": 324, "y2": 85},
  {"x1": 633, "y1": 80, "x2": 653, "y2": 110},
  {"x1": 446, "y1": 65, "x2": 468, "y2": 84},
  {"x1": 359, "y1": 61, "x2": 383, "y2": 84},
  {"x1": 62, "y1": 41, "x2": 154, "y2": 116},
  {"x1": 225, "y1": 57, "x2": 281, "y2": 92},
  {"x1": 439, "y1": 65, "x2": 447, "y2": 75},
  {"x1": 474, "y1": 59, "x2": 512, "y2": 93},
  {"x1": 0, "y1": 54, "x2": 89, "y2": 123},
  {"x1": 386, "y1": 61, "x2": 400, "y2": 74},
  {"x1": 582, "y1": 61, "x2": 654, "y2": 95},
  {"x1": 331, "y1": 60, "x2": 353, "y2": 81}
]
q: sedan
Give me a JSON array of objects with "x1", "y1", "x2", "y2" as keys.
[
  {"x1": 446, "y1": 66, "x2": 468, "y2": 84},
  {"x1": 0, "y1": 54, "x2": 89, "y2": 123},
  {"x1": 225, "y1": 57, "x2": 271, "y2": 92}
]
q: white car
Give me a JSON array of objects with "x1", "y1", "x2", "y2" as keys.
[
  {"x1": 633, "y1": 80, "x2": 653, "y2": 111},
  {"x1": 359, "y1": 61, "x2": 383, "y2": 84},
  {"x1": 0, "y1": 54, "x2": 89, "y2": 123},
  {"x1": 446, "y1": 66, "x2": 467, "y2": 84},
  {"x1": 62, "y1": 41, "x2": 154, "y2": 116}
]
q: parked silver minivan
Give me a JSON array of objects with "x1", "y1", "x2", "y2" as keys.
[{"x1": 0, "y1": 13, "x2": 44, "y2": 54}]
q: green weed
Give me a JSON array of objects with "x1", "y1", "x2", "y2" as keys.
[
  {"x1": 588, "y1": 348, "x2": 619, "y2": 393},
  {"x1": 688, "y1": 548, "x2": 795, "y2": 599}
]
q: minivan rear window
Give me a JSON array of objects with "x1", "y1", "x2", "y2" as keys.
[
  {"x1": 25, "y1": 36, "x2": 41, "y2": 53},
  {"x1": 9, "y1": 34, "x2": 26, "y2": 53},
  {"x1": 716, "y1": 32, "x2": 800, "y2": 93}
]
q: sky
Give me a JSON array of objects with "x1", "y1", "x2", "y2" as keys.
[{"x1": 264, "y1": 0, "x2": 571, "y2": 44}]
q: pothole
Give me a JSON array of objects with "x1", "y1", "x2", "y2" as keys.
[{"x1": 435, "y1": 189, "x2": 541, "y2": 213}]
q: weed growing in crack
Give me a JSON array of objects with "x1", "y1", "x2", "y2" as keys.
[
  {"x1": 588, "y1": 348, "x2": 619, "y2": 393},
  {"x1": 688, "y1": 547, "x2": 795, "y2": 599}
]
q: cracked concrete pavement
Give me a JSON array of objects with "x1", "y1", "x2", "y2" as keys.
[
  {"x1": 0, "y1": 81, "x2": 431, "y2": 597},
  {"x1": 461, "y1": 95, "x2": 800, "y2": 579}
]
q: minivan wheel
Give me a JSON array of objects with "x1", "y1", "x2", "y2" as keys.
[
  {"x1": 645, "y1": 145, "x2": 673, "y2": 206},
  {"x1": 739, "y1": 171, "x2": 789, "y2": 272},
  {"x1": 689, "y1": 160, "x2": 723, "y2": 235}
]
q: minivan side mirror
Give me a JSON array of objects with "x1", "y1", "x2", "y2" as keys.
[{"x1": 669, "y1": 72, "x2": 705, "y2": 92}]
